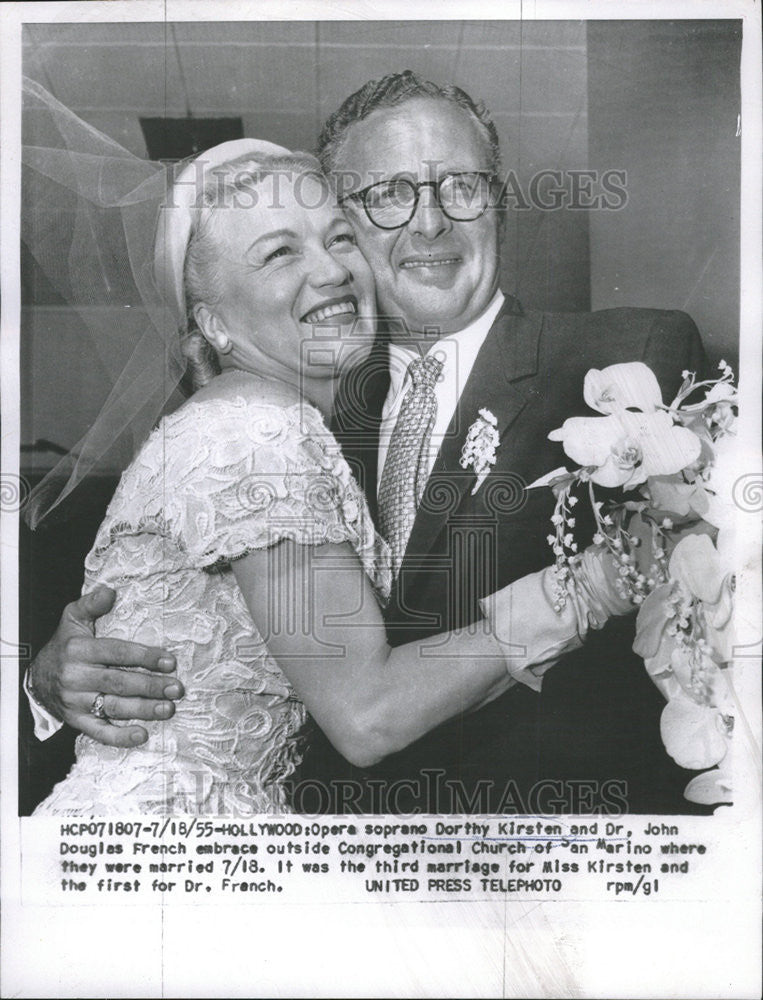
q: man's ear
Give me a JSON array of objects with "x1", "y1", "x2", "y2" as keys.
[{"x1": 193, "y1": 303, "x2": 232, "y2": 354}]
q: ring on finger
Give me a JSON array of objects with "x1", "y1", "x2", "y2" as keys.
[{"x1": 90, "y1": 693, "x2": 109, "y2": 721}]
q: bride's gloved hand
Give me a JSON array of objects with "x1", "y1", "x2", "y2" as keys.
[{"x1": 478, "y1": 545, "x2": 633, "y2": 691}]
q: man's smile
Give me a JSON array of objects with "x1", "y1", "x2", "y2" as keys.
[
  {"x1": 396, "y1": 250, "x2": 465, "y2": 288},
  {"x1": 399, "y1": 255, "x2": 462, "y2": 269}
]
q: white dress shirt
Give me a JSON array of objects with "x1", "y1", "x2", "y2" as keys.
[
  {"x1": 25, "y1": 670, "x2": 62, "y2": 738},
  {"x1": 377, "y1": 290, "x2": 505, "y2": 490}
]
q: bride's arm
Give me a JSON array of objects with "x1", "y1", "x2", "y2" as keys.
[
  {"x1": 232, "y1": 540, "x2": 512, "y2": 768},
  {"x1": 232, "y1": 538, "x2": 634, "y2": 768}
]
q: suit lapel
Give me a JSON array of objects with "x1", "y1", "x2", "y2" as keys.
[
  {"x1": 332, "y1": 339, "x2": 390, "y2": 524},
  {"x1": 399, "y1": 299, "x2": 543, "y2": 570}
]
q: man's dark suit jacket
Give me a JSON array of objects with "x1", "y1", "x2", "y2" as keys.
[{"x1": 301, "y1": 295, "x2": 712, "y2": 815}]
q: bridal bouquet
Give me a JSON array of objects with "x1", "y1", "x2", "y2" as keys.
[{"x1": 534, "y1": 360, "x2": 738, "y2": 804}]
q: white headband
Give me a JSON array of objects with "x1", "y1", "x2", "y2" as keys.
[{"x1": 153, "y1": 138, "x2": 290, "y2": 327}]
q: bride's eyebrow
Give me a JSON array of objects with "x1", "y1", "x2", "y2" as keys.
[
  {"x1": 246, "y1": 228, "x2": 298, "y2": 253},
  {"x1": 326, "y1": 214, "x2": 354, "y2": 229}
]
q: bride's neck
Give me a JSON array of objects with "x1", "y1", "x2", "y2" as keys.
[{"x1": 218, "y1": 360, "x2": 339, "y2": 422}]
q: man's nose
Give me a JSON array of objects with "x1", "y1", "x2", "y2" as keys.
[{"x1": 408, "y1": 185, "x2": 451, "y2": 240}]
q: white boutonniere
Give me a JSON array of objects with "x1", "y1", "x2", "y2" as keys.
[{"x1": 459, "y1": 408, "x2": 499, "y2": 494}]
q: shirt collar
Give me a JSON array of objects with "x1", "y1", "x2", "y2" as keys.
[{"x1": 386, "y1": 289, "x2": 505, "y2": 405}]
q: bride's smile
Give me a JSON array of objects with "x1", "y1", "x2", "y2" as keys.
[{"x1": 300, "y1": 294, "x2": 358, "y2": 325}]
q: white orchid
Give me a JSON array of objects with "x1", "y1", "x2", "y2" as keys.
[
  {"x1": 698, "y1": 433, "x2": 742, "y2": 535},
  {"x1": 659, "y1": 693, "x2": 731, "y2": 771},
  {"x1": 583, "y1": 361, "x2": 664, "y2": 414},
  {"x1": 548, "y1": 362, "x2": 701, "y2": 488},
  {"x1": 682, "y1": 753, "x2": 734, "y2": 807},
  {"x1": 634, "y1": 533, "x2": 734, "y2": 770}
]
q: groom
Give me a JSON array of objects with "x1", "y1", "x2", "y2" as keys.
[{"x1": 26, "y1": 72, "x2": 708, "y2": 813}]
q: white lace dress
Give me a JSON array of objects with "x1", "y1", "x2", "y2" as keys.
[{"x1": 34, "y1": 391, "x2": 390, "y2": 815}]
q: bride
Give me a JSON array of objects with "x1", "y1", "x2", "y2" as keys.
[{"x1": 28, "y1": 128, "x2": 634, "y2": 815}]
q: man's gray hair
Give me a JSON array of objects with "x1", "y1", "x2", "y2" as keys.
[{"x1": 317, "y1": 70, "x2": 502, "y2": 178}]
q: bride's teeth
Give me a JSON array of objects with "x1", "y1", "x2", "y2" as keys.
[{"x1": 304, "y1": 300, "x2": 356, "y2": 323}]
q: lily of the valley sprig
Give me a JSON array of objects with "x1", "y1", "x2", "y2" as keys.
[{"x1": 460, "y1": 408, "x2": 499, "y2": 494}]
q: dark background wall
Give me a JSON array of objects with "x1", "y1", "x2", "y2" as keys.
[{"x1": 587, "y1": 20, "x2": 741, "y2": 363}]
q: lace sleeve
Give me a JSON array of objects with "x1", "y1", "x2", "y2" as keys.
[{"x1": 157, "y1": 397, "x2": 368, "y2": 569}]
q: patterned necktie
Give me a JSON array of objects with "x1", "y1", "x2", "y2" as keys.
[{"x1": 378, "y1": 354, "x2": 444, "y2": 577}]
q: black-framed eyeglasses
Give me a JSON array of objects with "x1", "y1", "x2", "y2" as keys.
[{"x1": 340, "y1": 171, "x2": 496, "y2": 230}]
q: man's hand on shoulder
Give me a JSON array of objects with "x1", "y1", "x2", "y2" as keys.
[{"x1": 28, "y1": 585, "x2": 183, "y2": 747}]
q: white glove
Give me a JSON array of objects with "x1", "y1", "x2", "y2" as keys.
[{"x1": 479, "y1": 546, "x2": 632, "y2": 691}]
